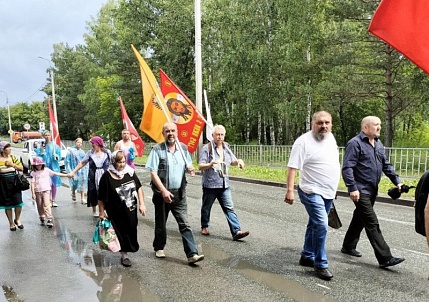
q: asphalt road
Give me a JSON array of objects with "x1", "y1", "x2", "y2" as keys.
[{"x1": 0, "y1": 164, "x2": 428, "y2": 302}]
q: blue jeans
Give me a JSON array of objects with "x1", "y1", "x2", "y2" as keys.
[
  {"x1": 201, "y1": 187, "x2": 241, "y2": 236},
  {"x1": 298, "y1": 188, "x2": 333, "y2": 268},
  {"x1": 152, "y1": 190, "x2": 199, "y2": 258}
]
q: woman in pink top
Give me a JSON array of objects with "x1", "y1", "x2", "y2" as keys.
[{"x1": 30, "y1": 157, "x2": 68, "y2": 228}]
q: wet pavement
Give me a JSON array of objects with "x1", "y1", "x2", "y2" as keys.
[{"x1": 1, "y1": 166, "x2": 429, "y2": 301}]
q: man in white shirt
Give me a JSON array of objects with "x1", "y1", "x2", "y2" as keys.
[{"x1": 284, "y1": 111, "x2": 340, "y2": 280}]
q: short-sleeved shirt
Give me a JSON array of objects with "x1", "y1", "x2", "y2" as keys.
[
  {"x1": 146, "y1": 143, "x2": 191, "y2": 190},
  {"x1": 199, "y1": 142, "x2": 234, "y2": 189},
  {"x1": 287, "y1": 131, "x2": 340, "y2": 199},
  {"x1": 30, "y1": 168, "x2": 56, "y2": 192}
]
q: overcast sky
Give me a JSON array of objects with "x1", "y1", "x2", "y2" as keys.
[{"x1": 0, "y1": 0, "x2": 107, "y2": 106}]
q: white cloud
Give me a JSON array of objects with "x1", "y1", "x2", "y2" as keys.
[{"x1": 0, "y1": 0, "x2": 106, "y2": 104}]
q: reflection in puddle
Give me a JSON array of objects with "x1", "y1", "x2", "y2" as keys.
[
  {"x1": 51, "y1": 219, "x2": 160, "y2": 302},
  {"x1": 201, "y1": 243, "x2": 337, "y2": 302},
  {"x1": 1, "y1": 285, "x2": 23, "y2": 302}
]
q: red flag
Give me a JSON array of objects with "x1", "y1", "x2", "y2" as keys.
[
  {"x1": 369, "y1": 0, "x2": 429, "y2": 74},
  {"x1": 159, "y1": 69, "x2": 205, "y2": 153},
  {"x1": 48, "y1": 97, "x2": 61, "y2": 147},
  {"x1": 119, "y1": 96, "x2": 145, "y2": 156}
]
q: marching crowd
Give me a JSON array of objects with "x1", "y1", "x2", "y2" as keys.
[
  {"x1": 0, "y1": 125, "x2": 249, "y2": 268},
  {"x1": 0, "y1": 114, "x2": 422, "y2": 281}
]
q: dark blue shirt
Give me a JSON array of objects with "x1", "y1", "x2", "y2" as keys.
[{"x1": 342, "y1": 132, "x2": 400, "y2": 195}]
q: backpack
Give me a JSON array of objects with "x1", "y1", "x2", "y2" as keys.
[{"x1": 414, "y1": 170, "x2": 429, "y2": 236}]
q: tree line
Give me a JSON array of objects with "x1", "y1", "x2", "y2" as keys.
[{"x1": 2, "y1": 0, "x2": 429, "y2": 147}]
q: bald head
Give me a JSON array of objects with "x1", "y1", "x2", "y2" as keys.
[
  {"x1": 162, "y1": 122, "x2": 177, "y2": 146},
  {"x1": 361, "y1": 116, "x2": 381, "y2": 139}
]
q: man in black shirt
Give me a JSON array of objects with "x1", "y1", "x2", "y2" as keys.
[{"x1": 341, "y1": 116, "x2": 405, "y2": 268}]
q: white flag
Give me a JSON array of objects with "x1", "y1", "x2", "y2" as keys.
[{"x1": 204, "y1": 90, "x2": 213, "y2": 141}]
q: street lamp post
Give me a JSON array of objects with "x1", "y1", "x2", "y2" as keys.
[
  {"x1": 0, "y1": 90, "x2": 13, "y2": 143},
  {"x1": 38, "y1": 56, "x2": 58, "y2": 123}
]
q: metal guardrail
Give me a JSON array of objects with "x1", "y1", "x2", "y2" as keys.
[{"x1": 61, "y1": 140, "x2": 429, "y2": 178}]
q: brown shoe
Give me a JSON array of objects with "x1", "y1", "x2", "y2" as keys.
[
  {"x1": 233, "y1": 230, "x2": 249, "y2": 241},
  {"x1": 201, "y1": 227, "x2": 210, "y2": 236}
]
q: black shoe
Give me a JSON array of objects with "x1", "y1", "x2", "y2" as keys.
[
  {"x1": 314, "y1": 267, "x2": 333, "y2": 280},
  {"x1": 14, "y1": 219, "x2": 24, "y2": 229},
  {"x1": 341, "y1": 247, "x2": 362, "y2": 257},
  {"x1": 121, "y1": 257, "x2": 132, "y2": 267},
  {"x1": 379, "y1": 257, "x2": 405, "y2": 268},
  {"x1": 299, "y1": 256, "x2": 314, "y2": 267}
]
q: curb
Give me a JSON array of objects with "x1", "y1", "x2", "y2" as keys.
[{"x1": 227, "y1": 176, "x2": 415, "y2": 208}]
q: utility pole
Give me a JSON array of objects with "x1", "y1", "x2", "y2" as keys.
[
  {"x1": 0, "y1": 90, "x2": 12, "y2": 143},
  {"x1": 195, "y1": 0, "x2": 203, "y2": 151}
]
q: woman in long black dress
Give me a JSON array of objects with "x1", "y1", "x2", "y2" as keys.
[
  {"x1": 0, "y1": 141, "x2": 25, "y2": 231},
  {"x1": 98, "y1": 150, "x2": 146, "y2": 267}
]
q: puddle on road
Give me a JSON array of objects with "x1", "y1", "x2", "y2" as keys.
[
  {"x1": 1, "y1": 285, "x2": 23, "y2": 302},
  {"x1": 2, "y1": 211, "x2": 336, "y2": 302},
  {"x1": 51, "y1": 220, "x2": 161, "y2": 302},
  {"x1": 200, "y1": 243, "x2": 337, "y2": 302}
]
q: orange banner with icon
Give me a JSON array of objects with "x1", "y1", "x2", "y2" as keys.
[{"x1": 159, "y1": 69, "x2": 205, "y2": 153}]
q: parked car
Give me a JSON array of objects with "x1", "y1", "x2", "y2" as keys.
[{"x1": 21, "y1": 139, "x2": 67, "y2": 173}]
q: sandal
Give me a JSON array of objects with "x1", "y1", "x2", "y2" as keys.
[
  {"x1": 10, "y1": 226, "x2": 16, "y2": 231},
  {"x1": 71, "y1": 192, "x2": 76, "y2": 201},
  {"x1": 14, "y1": 219, "x2": 24, "y2": 229}
]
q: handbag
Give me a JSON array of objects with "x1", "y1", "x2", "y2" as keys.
[
  {"x1": 93, "y1": 218, "x2": 121, "y2": 252},
  {"x1": 14, "y1": 172, "x2": 30, "y2": 191},
  {"x1": 328, "y1": 202, "x2": 342, "y2": 229}
]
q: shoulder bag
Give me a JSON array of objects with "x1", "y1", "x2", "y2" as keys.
[{"x1": 14, "y1": 171, "x2": 30, "y2": 191}]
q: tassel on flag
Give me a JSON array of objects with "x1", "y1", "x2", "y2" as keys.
[
  {"x1": 48, "y1": 97, "x2": 61, "y2": 147},
  {"x1": 369, "y1": 0, "x2": 429, "y2": 74},
  {"x1": 159, "y1": 69, "x2": 205, "y2": 153},
  {"x1": 119, "y1": 96, "x2": 145, "y2": 156}
]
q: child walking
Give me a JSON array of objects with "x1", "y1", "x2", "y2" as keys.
[{"x1": 30, "y1": 157, "x2": 69, "y2": 228}]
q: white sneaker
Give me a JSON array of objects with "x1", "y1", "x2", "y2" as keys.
[
  {"x1": 46, "y1": 219, "x2": 53, "y2": 228},
  {"x1": 92, "y1": 212, "x2": 99, "y2": 217},
  {"x1": 51, "y1": 202, "x2": 58, "y2": 207},
  {"x1": 187, "y1": 254, "x2": 204, "y2": 264},
  {"x1": 155, "y1": 250, "x2": 166, "y2": 258}
]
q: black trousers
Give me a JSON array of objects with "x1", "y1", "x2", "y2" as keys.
[
  {"x1": 151, "y1": 190, "x2": 199, "y2": 257},
  {"x1": 342, "y1": 193, "x2": 392, "y2": 263}
]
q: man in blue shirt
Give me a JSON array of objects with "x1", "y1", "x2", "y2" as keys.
[
  {"x1": 341, "y1": 116, "x2": 405, "y2": 268},
  {"x1": 198, "y1": 125, "x2": 249, "y2": 241},
  {"x1": 146, "y1": 122, "x2": 204, "y2": 264}
]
